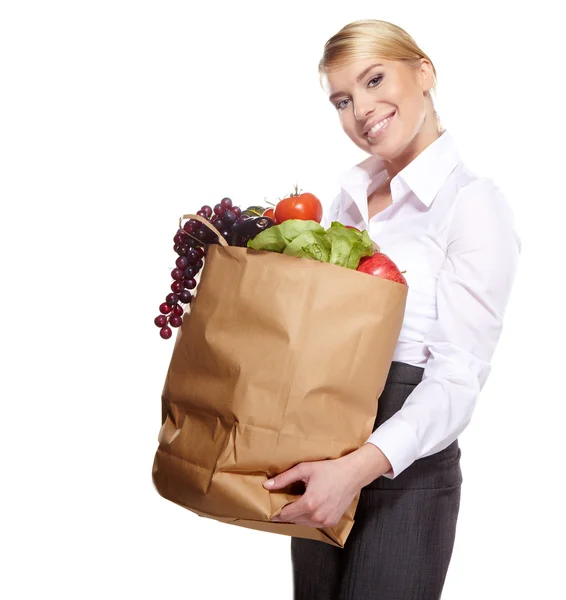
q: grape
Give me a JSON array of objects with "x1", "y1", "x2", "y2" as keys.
[
  {"x1": 157, "y1": 207, "x2": 212, "y2": 337},
  {"x1": 205, "y1": 227, "x2": 218, "y2": 242},
  {"x1": 166, "y1": 293, "x2": 179, "y2": 306},
  {"x1": 171, "y1": 268, "x2": 184, "y2": 281},
  {"x1": 224, "y1": 209, "x2": 236, "y2": 224},
  {"x1": 233, "y1": 206, "x2": 241, "y2": 218},
  {"x1": 214, "y1": 204, "x2": 226, "y2": 217},
  {"x1": 176, "y1": 256, "x2": 189, "y2": 269},
  {"x1": 183, "y1": 265, "x2": 197, "y2": 278},
  {"x1": 160, "y1": 326, "x2": 172, "y2": 340},
  {"x1": 155, "y1": 315, "x2": 168, "y2": 327},
  {"x1": 235, "y1": 214, "x2": 249, "y2": 225},
  {"x1": 221, "y1": 197, "x2": 233, "y2": 209},
  {"x1": 220, "y1": 229, "x2": 231, "y2": 239},
  {"x1": 187, "y1": 249, "x2": 199, "y2": 265},
  {"x1": 214, "y1": 219, "x2": 225, "y2": 230},
  {"x1": 159, "y1": 302, "x2": 172, "y2": 315},
  {"x1": 169, "y1": 315, "x2": 182, "y2": 328},
  {"x1": 171, "y1": 280, "x2": 184, "y2": 293},
  {"x1": 195, "y1": 228, "x2": 207, "y2": 242},
  {"x1": 179, "y1": 289, "x2": 192, "y2": 303}
]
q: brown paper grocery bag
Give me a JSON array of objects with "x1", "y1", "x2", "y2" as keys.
[{"x1": 152, "y1": 220, "x2": 407, "y2": 548}]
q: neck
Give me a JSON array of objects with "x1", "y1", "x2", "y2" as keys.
[{"x1": 384, "y1": 111, "x2": 443, "y2": 180}]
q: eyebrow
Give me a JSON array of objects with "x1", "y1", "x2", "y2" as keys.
[{"x1": 328, "y1": 63, "x2": 384, "y2": 103}]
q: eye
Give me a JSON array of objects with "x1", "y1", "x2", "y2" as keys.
[
  {"x1": 369, "y1": 74, "x2": 384, "y2": 87},
  {"x1": 335, "y1": 75, "x2": 385, "y2": 110}
]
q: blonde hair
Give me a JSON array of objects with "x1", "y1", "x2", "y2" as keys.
[{"x1": 318, "y1": 20, "x2": 443, "y2": 131}]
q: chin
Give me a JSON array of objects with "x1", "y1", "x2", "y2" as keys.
[{"x1": 365, "y1": 138, "x2": 400, "y2": 161}]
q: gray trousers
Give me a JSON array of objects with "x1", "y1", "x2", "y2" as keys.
[{"x1": 291, "y1": 361, "x2": 463, "y2": 600}]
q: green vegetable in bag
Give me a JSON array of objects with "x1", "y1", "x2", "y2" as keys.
[
  {"x1": 247, "y1": 219, "x2": 324, "y2": 252},
  {"x1": 246, "y1": 219, "x2": 374, "y2": 270},
  {"x1": 283, "y1": 230, "x2": 331, "y2": 262},
  {"x1": 325, "y1": 222, "x2": 374, "y2": 269}
]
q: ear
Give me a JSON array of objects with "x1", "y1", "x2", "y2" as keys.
[{"x1": 418, "y1": 59, "x2": 435, "y2": 95}]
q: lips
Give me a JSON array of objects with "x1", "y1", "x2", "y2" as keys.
[{"x1": 363, "y1": 110, "x2": 396, "y2": 136}]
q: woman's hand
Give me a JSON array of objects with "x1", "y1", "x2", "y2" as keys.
[{"x1": 263, "y1": 443, "x2": 392, "y2": 528}]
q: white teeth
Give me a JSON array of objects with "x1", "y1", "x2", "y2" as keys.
[{"x1": 367, "y1": 114, "x2": 394, "y2": 135}]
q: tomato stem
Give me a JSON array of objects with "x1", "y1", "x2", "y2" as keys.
[{"x1": 289, "y1": 182, "x2": 302, "y2": 197}]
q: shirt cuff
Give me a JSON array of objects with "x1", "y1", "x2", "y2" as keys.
[{"x1": 365, "y1": 418, "x2": 419, "y2": 479}]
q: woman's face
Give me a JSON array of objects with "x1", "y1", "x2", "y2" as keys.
[{"x1": 322, "y1": 57, "x2": 438, "y2": 168}]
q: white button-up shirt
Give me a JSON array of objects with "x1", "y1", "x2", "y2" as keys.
[{"x1": 322, "y1": 130, "x2": 521, "y2": 479}]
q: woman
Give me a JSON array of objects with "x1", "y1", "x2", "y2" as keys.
[{"x1": 262, "y1": 19, "x2": 521, "y2": 599}]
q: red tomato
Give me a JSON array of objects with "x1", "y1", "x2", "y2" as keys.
[
  {"x1": 262, "y1": 207, "x2": 275, "y2": 221},
  {"x1": 274, "y1": 185, "x2": 323, "y2": 224}
]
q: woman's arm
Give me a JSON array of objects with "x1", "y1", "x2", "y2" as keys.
[{"x1": 366, "y1": 177, "x2": 522, "y2": 479}]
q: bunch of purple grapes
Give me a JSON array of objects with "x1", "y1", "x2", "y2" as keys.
[{"x1": 154, "y1": 197, "x2": 247, "y2": 339}]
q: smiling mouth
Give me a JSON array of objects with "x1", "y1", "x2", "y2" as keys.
[{"x1": 364, "y1": 111, "x2": 396, "y2": 137}]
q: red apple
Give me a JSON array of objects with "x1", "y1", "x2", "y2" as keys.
[{"x1": 356, "y1": 252, "x2": 407, "y2": 285}]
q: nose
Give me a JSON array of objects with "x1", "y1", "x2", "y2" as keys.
[{"x1": 353, "y1": 94, "x2": 375, "y2": 121}]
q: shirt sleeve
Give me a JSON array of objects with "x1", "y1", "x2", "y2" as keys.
[{"x1": 365, "y1": 178, "x2": 522, "y2": 479}]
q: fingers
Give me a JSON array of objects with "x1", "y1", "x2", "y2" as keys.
[
  {"x1": 275, "y1": 494, "x2": 329, "y2": 525},
  {"x1": 263, "y1": 462, "x2": 309, "y2": 491},
  {"x1": 274, "y1": 494, "x2": 312, "y2": 523},
  {"x1": 274, "y1": 497, "x2": 338, "y2": 528}
]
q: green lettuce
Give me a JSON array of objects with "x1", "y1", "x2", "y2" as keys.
[
  {"x1": 325, "y1": 221, "x2": 374, "y2": 269},
  {"x1": 283, "y1": 230, "x2": 331, "y2": 262},
  {"x1": 247, "y1": 219, "x2": 324, "y2": 252},
  {"x1": 246, "y1": 218, "x2": 374, "y2": 270}
]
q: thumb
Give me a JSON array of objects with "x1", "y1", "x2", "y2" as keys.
[{"x1": 263, "y1": 463, "x2": 308, "y2": 490}]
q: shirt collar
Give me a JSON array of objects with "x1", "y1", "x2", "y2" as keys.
[{"x1": 338, "y1": 130, "x2": 462, "y2": 213}]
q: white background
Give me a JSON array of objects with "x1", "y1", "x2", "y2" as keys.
[{"x1": 1, "y1": 1, "x2": 564, "y2": 598}]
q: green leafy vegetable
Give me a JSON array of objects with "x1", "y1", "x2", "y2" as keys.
[
  {"x1": 247, "y1": 219, "x2": 324, "y2": 252},
  {"x1": 283, "y1": 230, "x2": 331, "y2": 262},
  {"x1": 325, "y1": 221, "x2": 374, "y2": 269},
  {"x1": 246, "y1": 218, "x2": 374, "y2": 270}
]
